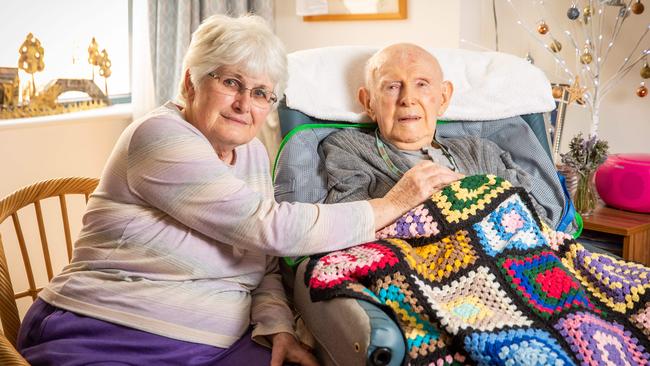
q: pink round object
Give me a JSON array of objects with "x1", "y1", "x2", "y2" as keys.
[{"x1": 595, "y1": 153, "x2": 650, "y2": 213}]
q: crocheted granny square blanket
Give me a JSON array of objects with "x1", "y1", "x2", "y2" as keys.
[{"x1": 306, "y1": 175, "x2": 650, "y2": 366}]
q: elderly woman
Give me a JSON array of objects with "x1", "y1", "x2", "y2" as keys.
[
  {"x1": 16, "y1": 16, "x2": 444, "y2": 366},
  {"x1": 321, "y1": 43, "x2": 563, "y2": 227}
]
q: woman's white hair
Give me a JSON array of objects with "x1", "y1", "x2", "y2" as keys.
[{"x1": 177, "y1": 14, "x2": 287, "y2": 108}]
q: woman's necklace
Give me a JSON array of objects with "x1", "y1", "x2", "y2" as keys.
[{"x1": 374, "y1": 128, "x2": 458, "y2": 177}]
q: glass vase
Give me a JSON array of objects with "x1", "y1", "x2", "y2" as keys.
[{"x1": 574, "y1": 169, "x2": 598, "y2": 216}]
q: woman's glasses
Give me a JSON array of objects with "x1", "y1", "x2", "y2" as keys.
[{"x1": 207, "y1": 72, "x2": 277, "y2": 108}]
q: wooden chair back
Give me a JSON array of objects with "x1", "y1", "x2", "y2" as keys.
[{"x1": 0, "y1": 177, "x2": 98, "y2": 349}]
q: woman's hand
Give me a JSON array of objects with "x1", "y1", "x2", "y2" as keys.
[
  {"x1": 270, "y1": 332, "x2": 319, "y2": 366},
  {"x1": 369, "y1": 161, "x2": 464, "y2": 229}
]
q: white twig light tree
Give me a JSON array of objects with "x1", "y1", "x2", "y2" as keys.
[{"x1": 504, "y1": 0, "x2": 649, "y2": 136}]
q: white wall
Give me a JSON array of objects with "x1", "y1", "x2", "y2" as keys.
[
  {"x1": 0, "y1": 107, "x2": 130, "y2": 316},
  {"x1": 0, "y1": 107, "x2": 130, "y2": 195},
  {"x1": 276, "y1": 0, "x2": 650, "y2": 154},
  {"x1": 276, "y1": 0, "x2": 462, "y2": 51}
]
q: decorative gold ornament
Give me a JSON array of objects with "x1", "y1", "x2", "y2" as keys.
[
  {"x1": 583, "y1": 5, "x2": 592, "y2": 24},
  {"x1": 566, "y1": 76, "x2": 587, "y2": 104},
  {"x1": 18, "y1": 33, "x2": 45, "y2": 74},
  {"x1": 638, "y1": 82, "x2": 648, "y2": 97},
  {"x1": 98, "y1": 49, "x2": 112, "y2": 96},
  {"x1": 88, "y1": 37, "x2": 101, "y2": 81},
  {"x1": 0, "y1": 99, "x2": 108, "y2": 119},
  {"x1": 641, "y1": 61, "x2": 650, "y2": 79},
  {"x1": 632, "y1": 0, "x2": 645, "y2": 14},
  {"x1": 549, "y1": 39, "x2": 562, "y2": 53},
  {"x1": 18, "y1": 33, "x2": 45, "y2": 96},
  {"x1": 1, "y1": 78, "x2": 109, "y2": 119},
  {"x1": 580, "y1": 47, "x2": 593, "y2": 64},
  {"x1": 552, "y1": 84, "x2": 564, "y2": 98},
  {"x1": 1, "y1": 36, "x2": 111, "y2": 119},
  {"x1": 29, "y1": 84, "x2": 60, "y2": 110},
  {"x1": 21, "y1": 83, "x2": 33, "y2": 103},
  {"x1": 98, "y1": 50, "x2": 111, "y2": 78},
  {"x1": 2, "y1": 82, "x2": 17, "y2": 106},
  {"x1": 0, "y1": 67, "x2": 19, "y2": 107},
  {"x1": 537, "y1": 21, "x2": 549, "y2": 35}
]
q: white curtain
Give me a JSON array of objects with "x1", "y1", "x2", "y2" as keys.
[{"x1": 131, "y1": 0, "x2": 156, "y2": 119}]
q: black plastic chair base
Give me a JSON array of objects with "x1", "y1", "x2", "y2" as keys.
[{"x1": 369, "y1": 347, "x2": 392, "y2": 366}]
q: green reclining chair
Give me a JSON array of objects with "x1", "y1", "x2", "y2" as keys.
[{"x1": 273, "y1": 46, "x2": 579, "y2": 366}]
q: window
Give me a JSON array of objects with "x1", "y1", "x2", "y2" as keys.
[{"x1": 1, "y1": 0, "x2": 130, "y2": 104}]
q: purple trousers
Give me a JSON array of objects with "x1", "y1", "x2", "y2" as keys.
[{"x1": 17, "y1": 299, "x2": 272, "y2": 365}]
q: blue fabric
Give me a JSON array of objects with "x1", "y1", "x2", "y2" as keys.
[
  {"x1": 556, "y1": 172, "x2": 577, "y2": 233},
  {"x1": 18, "y1": 299, "x2": 272, "y2": 366}
]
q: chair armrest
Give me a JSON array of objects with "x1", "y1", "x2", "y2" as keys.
[
  {"x1": 0, "y1": 333, "x2": 29, "y2": 365},
  {"x1": 294, "y1": 260, "x2": 405, "y2": 366}
]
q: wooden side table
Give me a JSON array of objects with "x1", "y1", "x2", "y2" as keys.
[{"x1": 581, "y1": 205, "x2": 650, "y2": 266}]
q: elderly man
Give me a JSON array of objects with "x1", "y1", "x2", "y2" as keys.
[{"x1": 321, "y1": 43, "x2": 562, "y2": 227}]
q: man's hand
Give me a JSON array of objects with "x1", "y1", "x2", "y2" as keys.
[
  {"x1": 390, "y1": 161, "x2": 464, "y2": 209},
  {"x1": 270, "y1": 332, "x2": 319, "y2": 366},
  {"x1": 370, "y1": 161, "x2": 464, "y2": 229}
]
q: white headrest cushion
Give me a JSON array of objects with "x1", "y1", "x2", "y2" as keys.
[{"x1": 285, "y1": 46, "x2": 555, "y2": 122}]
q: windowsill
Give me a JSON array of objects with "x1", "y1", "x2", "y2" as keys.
[{"x1": 0, "y1": 103, "x2": 133, "y2": 131}]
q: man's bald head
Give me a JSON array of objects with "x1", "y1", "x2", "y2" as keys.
[{"x1": 364, "y1": 43, "x2": 444, "y2": 89}]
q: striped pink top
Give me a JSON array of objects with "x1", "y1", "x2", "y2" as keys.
[{"x1": 40, "y1": 102, "x2": 375, "y2": 348}]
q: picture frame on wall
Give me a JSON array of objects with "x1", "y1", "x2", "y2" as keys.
[{"x1": 302, "y1": 0, "x2": 407, "y2": 21}]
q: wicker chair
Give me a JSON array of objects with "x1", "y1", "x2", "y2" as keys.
[{"x1": 0, "y1": 177, "x2": 99, "y2": 365}]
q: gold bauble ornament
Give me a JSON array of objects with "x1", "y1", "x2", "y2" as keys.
[
  {"x1": 638, "y1": 82, "x2": 648, "y2": 97},
  {"x1": 549, "y1": 39, "x2": 562, "y2": 53},
  {"x1": 632, "y1": 0, "x2": 645, "y2": 14},
  {"x1": 580, "y1": 50, "x2": 593, "y2": 64},
  {"x1": 537, "y1": 21, "x2": 549, "y2": 35},
  {"x1": 552, "y1": 85, "x2": 564, "y2": 99},
  {"x1": 641, "y1": 62, "x2": 650, "y2": 79},
  {"x1": 583, "y1": 5, "x2": 592, "y2": 24}
]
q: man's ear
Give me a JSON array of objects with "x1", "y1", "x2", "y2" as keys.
[
  {"x1": 184, "y1": 69, "x2": 195, "y2": 101},
  {"x1": 358, "y1": 87, "x2": 375, "y2": 120},
  {"x1": 437, "y1": 80, "x2": 454, "y2": 116}
]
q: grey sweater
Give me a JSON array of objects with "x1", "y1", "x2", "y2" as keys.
[{"x1": 320, "y1": 128, "x2": 563, "y2": 227}]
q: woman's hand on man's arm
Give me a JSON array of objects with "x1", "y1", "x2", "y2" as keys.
[{"x1": 369, "y1": 161, "x2": 464, "y2": 230}]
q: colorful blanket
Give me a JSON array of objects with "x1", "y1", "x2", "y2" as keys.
[{"x1": 306, "y1": 175, "x2": 650, "y2": 366}]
